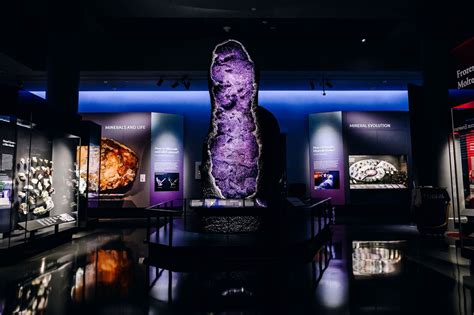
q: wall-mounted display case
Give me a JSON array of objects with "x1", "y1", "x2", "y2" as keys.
[{"x1": 0, "y1": 111, "x2": 83, "y2": 250}]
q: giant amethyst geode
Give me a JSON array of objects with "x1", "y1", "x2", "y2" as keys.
[{"x1": 203, "y1": 39, "x2": 262, "y2": 199}]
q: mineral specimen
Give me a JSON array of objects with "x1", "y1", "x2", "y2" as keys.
[
  {"x1": 44, "y1": 197, "x2": 54, "y2": 211},
  {"x1": 205, "y1": 39, "x2": 261, "y2": 199},
  {"x1": 33, "y1": 206, "x2": 46, "y2": 215},
  {"x1": 19, "y1": 203, "x2": 28, "y2": 214},
  {"x1": 100, "y1": 138, "x2": 139, "y2": 191}
]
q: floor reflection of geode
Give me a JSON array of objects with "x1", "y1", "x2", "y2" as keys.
[{"x1": 100, "y1": 138, "x2": 139, "y2": 191}]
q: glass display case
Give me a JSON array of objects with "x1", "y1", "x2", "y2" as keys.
[
  {"x1": 0, "y1": 113, "x2": 82, "y2": 250},
  {"x1": 77, "y1": 121, "x2": 101, "y2": 226}
]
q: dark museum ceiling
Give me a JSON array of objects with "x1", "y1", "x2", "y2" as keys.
[{"x1": 0, "y1": 1, "x2": 472, "y2": 77}]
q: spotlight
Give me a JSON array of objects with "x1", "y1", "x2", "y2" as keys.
[
  {"x1": 171, "y1": 80, "x2": 180, "y2": 88},
  {"x1": 361, "y1": 38, "x2": 366, "y2": 43},
  {"x1": 310, "y1": 81, "x2": 315, "y2": 90},
  {"x1": 156, "y1": 77, "x2": 164, "y2": 86}
]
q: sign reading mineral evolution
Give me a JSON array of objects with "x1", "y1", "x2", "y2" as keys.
[{"x1": 202, "y1": 39, "x2": 262, "y2": 199}]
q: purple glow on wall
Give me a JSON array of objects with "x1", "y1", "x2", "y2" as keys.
[{"x1": 205, "y1": 39, "x2": 261, "y2": 199}]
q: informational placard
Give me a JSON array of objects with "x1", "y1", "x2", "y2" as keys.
[
  {"x1": 308, "y1": 112, "x2": 346, "y2": 205},
  {"x1": 150, "y1": 113, "x2": 184, "y2": 205},
  {"x1": 189, "y1": 199, "x2": 247, "y2": 208},
  {"x1": 18, "y1": 213, "x2": 76, "y2": 232}
]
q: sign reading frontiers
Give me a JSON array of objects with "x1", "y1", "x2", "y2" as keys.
[
  {"x1": 451, "y1": 37, "x2": 474, "y2": 90},
  {"x1": 308, "y1": 112, "x2": 345, "y2": 205},
  {"x1": 18, "y1": 213, "x2": 76, "y2": 232}
]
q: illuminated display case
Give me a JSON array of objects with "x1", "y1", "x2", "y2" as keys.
[
  {"x1": 77, "y1": 121, "x2": 101, "y2": 226},
  {"x1": 0, "y1": 113, "x2": 82, "y2": 249},
  {"x1": 0, "y1": 89, "x2": 89, "y2": 251}
]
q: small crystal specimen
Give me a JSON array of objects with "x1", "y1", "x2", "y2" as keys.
[
  {"x1": 19, "y1": 203, "x2": 28, "y2": 214},
  {"x1": 100, "y1": 138, "x2": 139, "y2": 191},
  {"x1": 33, "y1": 206, "x2": 46, "y2": 215}
]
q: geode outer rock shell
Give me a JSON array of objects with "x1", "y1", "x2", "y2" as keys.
[{"x1": 202, "y1": 39, "x2": 262, "y2": 200}]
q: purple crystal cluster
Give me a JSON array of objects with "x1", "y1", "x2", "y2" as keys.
[{"x1": 207, "y1": 40, "x2": 261, "y2": 199}]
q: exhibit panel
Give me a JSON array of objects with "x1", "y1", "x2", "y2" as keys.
[
  {"x1": 150, "y1": 113, "x2": 184, "y2": 205},
  {"x1": 451, "y1": 107, "x2": 474, "y2": 210},
  {"x1": 308, "y1": 112, "x2": 346, "y2": 205},
  {"x1": 449, "y1": 37, "x2": 474, "y2": 213},
  {"x1": 82, "y1": 112, "x2": 184, "y2": 210},
  {"x1": 308, "y1": 111, "x2": 412, "y2": 205},
  {"x1": 0, "y1": 116, "x2": 16, "y2": 234},
  {"x1": 343, "y1": 111, "x2": 412, "y2": 204}
]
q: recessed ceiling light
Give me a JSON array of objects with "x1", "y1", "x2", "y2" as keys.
[
  {"x1": 251, "y1": 7, "x2": 257, "y2": 11},
  {"x1": 223, "y1": 26, "x2": 231, "y2": 33},
  {"x1": 262, "y1": 20, "x2": 268, "y2": 24},
  {"x1": 361, "y1": 38, "x2": 366, "y2": 43}
]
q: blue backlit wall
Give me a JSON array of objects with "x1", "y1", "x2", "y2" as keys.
[{"x1": 31, "y1": 90, "x2": 408, "y2": 197}]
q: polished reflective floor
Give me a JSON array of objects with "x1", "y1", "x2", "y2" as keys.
[{"x1": 0, "y1": 223, "x2": 471, "y2": 314}]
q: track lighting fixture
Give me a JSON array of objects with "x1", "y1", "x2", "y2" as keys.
[
  {"x1": 320, "y1": 75, "x2": 333, "y2": 96},
  {"x1": 171, "y1": 80, "x2": 180, "y2": 88}
]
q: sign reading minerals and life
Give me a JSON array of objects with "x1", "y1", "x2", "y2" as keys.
[
  {"x1": 308, "y1": 112, "x2": 346, "y2": 205},
  {"x1": 82, "y1": 112, "x2": 184, "y2": 208}
]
